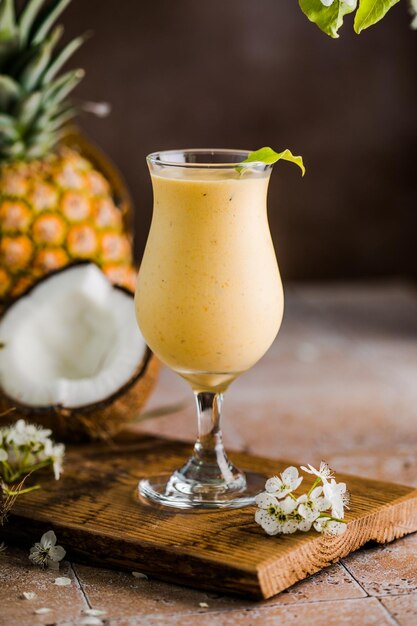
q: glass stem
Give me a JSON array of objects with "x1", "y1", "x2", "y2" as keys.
[
  {"x1": 193, "y1": 392, "x2": 234, "y2": 483},
  {"x1": 176, "y1": 392, "x2": 243, "y2": 488}
]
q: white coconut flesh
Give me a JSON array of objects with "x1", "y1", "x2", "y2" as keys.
[{"x1": 0, "y1": 264, "x2": 146, "y2": 408}]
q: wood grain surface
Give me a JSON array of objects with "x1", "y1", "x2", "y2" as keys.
[
  {"x1": 3, "y1": 433, "x2": 417, "y2": 600},
  {"x1": 1, "y1": 283, "x2": 416, "y2": 625}
]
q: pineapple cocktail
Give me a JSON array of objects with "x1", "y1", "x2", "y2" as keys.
[
  {"x1": 136, "y1": 157, "x2": 283, "y2": 392},
  {"x1": 135, "y1": 148, "x2": 301, "y2": 509}
]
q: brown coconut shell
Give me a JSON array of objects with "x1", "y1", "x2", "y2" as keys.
[
  {"x1": 0, "y1": 350, "x2": 159, "y2": 443},
  {"x1": 0, "y1": 265, "x2": 159, "y2": 442}
]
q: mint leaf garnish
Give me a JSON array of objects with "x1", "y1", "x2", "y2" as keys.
[
  {"x1": 298, "y1": 0, "x2": 357, "y2": 39},
  {"x1": 354, "y1": 0, "x2": 400, "y2": 34},
  {"x1": 240, "y1": 147, "x2": 305, "y2": 176}
]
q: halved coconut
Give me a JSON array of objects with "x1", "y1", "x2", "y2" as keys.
[{"x1": 0, "y1": 263, "x2": 158, "y2": 441}]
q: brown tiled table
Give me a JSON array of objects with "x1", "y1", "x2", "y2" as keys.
[{"x1": 1, "y1": 283, "x2": 417, "y2": 626}]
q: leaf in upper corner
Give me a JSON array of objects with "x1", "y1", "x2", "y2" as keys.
[
  {"x1": 298, "y1": 0, "x2": 357, "y2": 38},
  {"x1": 354, "y1": 0, "x2": 400, "y2": 33}
]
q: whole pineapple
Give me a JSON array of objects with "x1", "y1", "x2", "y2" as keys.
[{"x1": 0, "y1": 0, "x2": 136, "y2": 306}]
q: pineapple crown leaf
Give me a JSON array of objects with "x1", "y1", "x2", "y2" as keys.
[
  {"x1": 0, "y1": 0, "x2": 16, "y2": 39},
  {"x1": 18, "y1": 0, "x2": 45, "y2": 47},
  {"x1": 0, "y1": 73, "x2": 20, "y2": 108},
  {"x1": 42, "y1": 31, "x2": 91, "y2": 85},
  {"x1": 31, "y1": 0, "x2": 72, "y2": 46},
  {"x1": 18, "y1": 23, "x2": 63, "y2": 90},
  {"x1": 0, "y1": 0, "x2": 88, "y2": 163}
]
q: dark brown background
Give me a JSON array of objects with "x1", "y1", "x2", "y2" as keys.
[{"x1": 63, "y1": 0, "x2": 417, "y2": 281}]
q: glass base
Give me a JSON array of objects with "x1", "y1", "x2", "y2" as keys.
[{"x1": 138, "y1": 470, "x2": 266, "y2": 510}]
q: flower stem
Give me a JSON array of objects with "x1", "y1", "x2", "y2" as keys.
[
  {"x1": 3, "y1": 484, "x2": 41, "y2": 497},
  {"x1": 318, "y1": 512, "x2": 346, "y2": 523},
  {"x1": 307, "y1": 477, "x2": 321, "y2": 497}
]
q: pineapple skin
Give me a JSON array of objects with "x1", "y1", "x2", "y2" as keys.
[{"x1": 0, "y1": 147, "x2": 137, "y2": 305}]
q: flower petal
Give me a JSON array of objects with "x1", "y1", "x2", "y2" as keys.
[
  {"x1": 29, "y1": 544, "x2": 41, "y2": 555},
  {"x1": 255, "y1": 492, "x2": 278, "y2": 509},
  {"x1": 281, "y1": 466, "x2": 299, "y2": 483},
  {"x1": 54, "y1": 576, "x2": 72, "y2": 586},
  {"x1": 49, "y1": 545, "x2": 66, "y2": 562},
  {"x1": 22, "y1": 592, "x2": 37, "y2": 600},
  {"x1": 132, "y1": 572, "x2": 148, "y2": 579},
  {"x1": 282, "y1": 519, "x2": 299, "y2": 534},
  {"x1": 297, "y1": 519, "x2": 312, "y2": 532},
  {"x1": 255, "y1": 509, "x2": 280, "y2": 535},
  {"x1": 265, "y1": 476, "x2": 282, "y2": 493},
  {"x1": 291, "y1": 476, "x2": 304, "y2": 491},
  {"x1": 79, "y1": 617, "x2": 103, "y2": 626},
  {"x1": 280, "y1": 496, "x2": 298, "y2": 514},
  {"x1": 40, "y1": 530, "x2": 56, "y2": 548},
  {"x1": 83, "y1": 609, "x2": 107, "y2": 617},
  {"x1": 310, "y1": 486, "x2": 324, "y2": 499}
]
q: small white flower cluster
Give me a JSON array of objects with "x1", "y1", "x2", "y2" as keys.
[
  {"x1": 0, "y1": 419, "x2": 65, "y2": 483},
  {"x1": 255, "y1": 462, "x2": 350, "y2": 537}
]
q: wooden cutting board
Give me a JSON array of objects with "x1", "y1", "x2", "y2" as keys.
[{"x1": 3, "y1": 433, "x2": 417, "y2": 599}]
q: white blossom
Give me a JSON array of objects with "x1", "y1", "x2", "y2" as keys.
[
  {"x1": 132, "y1": 571, "x2": 148, "y2": 579},
  {"x1": 255, "y1": 463, "x2": 349, "y2": 538},
  {"x1": 83, "y1": 609, "x2": 107, "y2": 617},
  {"x1": 264, "y1": 466, "x2": 303, "y2": 498},
  {"x1": 54, "y1": 576, "x2": 72, "y2": 586},
  {"x1": 29, "y1": 531, "x2": 66, "y2": 569},
  {"x1": 297, "y1": 486, "x2": 330, "y2": 522},
  {"x1": 80, "y1": 618, "x2": 103, "y2": 626},
  {"x1": 295, "y1": 514, "x2": 313, "y2": 532},
  {"x1": 314, "y1": 517, "x2": 347, "y2": 536},
  {"x1": 42, "y1": 440, "x2": 65, "y2": 480},
  {"x1": 22, "y1": 592, "x2": 37, "y2": 600},
  {"x1": 300, "y1": 461, "x2": 334, "y2": 483},
  {"x1": 255, "y1": 494, "x2": 298, "y2": 535},
  {"x1": 323, "y1": 479, "x2": 350, "y2": 519},
  {"x1": 7, "y1": 420, "x2": 52, "y2": 449},
  {"x1": 0, "y1": 420, "x2": 65, "y2": 485}
]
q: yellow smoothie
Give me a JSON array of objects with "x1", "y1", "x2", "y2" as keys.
[{"x1": 135, "y1": 166, "x2": 284, "y2": 392}]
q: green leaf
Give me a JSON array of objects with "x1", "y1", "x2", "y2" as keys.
[
  {"x1": 34, "y1": 105, "x2": 75, "y2": 133},
  {"x1": 0, "y1": 120, "x2": 19, "y2": 141},
  {"x1": 31, "y1": 0, "x2": 72, "y2": 45},
  {"x1": 298, "y1": 0, "x2": 357, "y2": 39},
  {"x1": 354, "y1": 0, "x2": 400, "y2": 33},
  {"x1": 42, "y1": 68, "x2": 84, "y2": 108},
  {"x1": 15, "y1": 90, "x2": 42, "y2": 127},
  {"x1": 18, "y1": 0, "x2": 46, "y2": 48},
  {"x1": 42, "y1": 32, "x2": 90, "y2": 85},
  {"x1": 19, "y1": 25, "x2": 63, "y2": 91},
  {"x1": 0, "y1": 74, "x2": 21, "y2": 109},
  {"x1": 0, "y1": 112, "x2": 16, "y2": 129},
  {"x1": 0, "y1": 138, "x2": 24, "y2": 158},
  {"x1": 240, "y1": 147, "x2": 305, "y2": 176},
  {"x1": 0, "y1": 0, "x2": 16, "y2": 39},
  {"x1": 0, "y1": 0, "x2": 18, "y2": 69}
]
